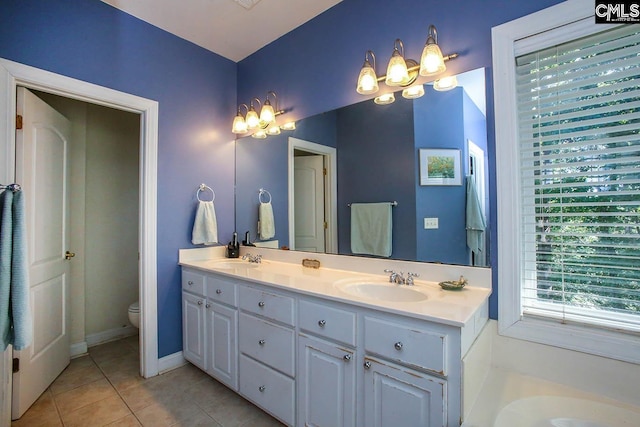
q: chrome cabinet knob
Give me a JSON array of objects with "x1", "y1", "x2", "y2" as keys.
[
  {"x1": 259, "y1": 385, "x2": 266, "y2": 392},
  {"x1": 258, "y1": 301, "x2": 265, "y2": 308},
  {"x1": 197, "y1": 300, "x2": 203, "y2": 305},
  {"x1": 318, "y1": 319, "x2": 326, "y2": 327},
  {"x1": 205, "y1": 303, "x2": 211, "y2": 308},
  {"x1": 343, "y1": 354, "x2": 351, "y2": 361},
  {"x1": 364, "y1": 361, "x2": 371, "y2": 369},
  {"x1": 258, "y1": 339, "x2": 266, "y2": 346},
  {"x1": 188, "y1": 281, "x2": 194, "y2": 286},
  {"x1": 216, "y1": 289, "x2": 222, "y2": 294},
  {"x1": 394, "y1": 341, "x2": 403, "y2": 350}
]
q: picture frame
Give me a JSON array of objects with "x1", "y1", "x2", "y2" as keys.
[{"x1": 419, "y1": 148, "x2": 462, "y2": 186}]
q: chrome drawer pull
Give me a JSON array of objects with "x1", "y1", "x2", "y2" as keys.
[
  {"x1": 258, "y1": 301, "x2": 265, "y2": 308},
  {"x1": 394, "y1": 341, "x2": 403, "y2": 351},
  {"x1": 216, "y1": 289, "x2": 222, "y2": 294},
  {"x1": 258, "y1": 339, "x2": 266, "y2": 346},
  {"x1": 259, "y1": 385, "x2": 266, "y2": 392},
  {"x1": 188, "y1": 281, "x2": 194, "y2": 286},
  {"x1": 197, "y1": 300, "x2": 203, "y2": 305},
  {"x1": 318, "y1": 319, "x2": 326, "y2": 327},
  {"x1": 205, "y1": 303, "x2": 211, "y2": 308},
  {"x1": 363, "y1": 361, "x2": 371, "y2": 369},
  {"x1": 343, "y1": 354, "x2": 351, "y2": 361}
]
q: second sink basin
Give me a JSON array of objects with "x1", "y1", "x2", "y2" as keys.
[{"x1": 334, "y1": 278, "x2": 431, "y2": 302}]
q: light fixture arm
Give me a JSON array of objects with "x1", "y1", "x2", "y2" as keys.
[
  {"x1": 265, "y1": 90, "x2": 284, "y2": 115},
  {"x1": 250, "y1": 97, "x2": 261, "y2": 110},
  {"x1": 237, "y1": 103, "x2": 249, "y2": 115}
]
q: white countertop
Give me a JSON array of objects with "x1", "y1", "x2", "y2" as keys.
[{"x1": 179, "y1": 248, "x2": 491, "y2": 328}]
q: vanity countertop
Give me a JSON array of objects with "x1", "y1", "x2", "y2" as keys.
[{"x1": 179, "y1": 252, "x2": 491, "y2": 328}]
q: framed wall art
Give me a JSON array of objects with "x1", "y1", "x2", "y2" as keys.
[{"x1": 419, "y1": 148, "x2": 462, "y2": 186}]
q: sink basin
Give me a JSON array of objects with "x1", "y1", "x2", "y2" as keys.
[
  {"x1": 205, "y1": 259, "x2": 259, "y2": 270},
  {"x1": 334, "y1": 279, "x2": 430, "y2": 302}
]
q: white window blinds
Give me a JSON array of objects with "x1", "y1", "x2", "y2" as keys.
[{"x1": 516, "y1": 25, "x2": 640, "y2": 332}]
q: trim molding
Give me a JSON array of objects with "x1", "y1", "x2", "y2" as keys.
[
  {"x1": 70, "y1": 342, "x2": 88, "y2": 358},
  {"x1": 158, "y1": 351, "x2": 187, "y2": 374}
]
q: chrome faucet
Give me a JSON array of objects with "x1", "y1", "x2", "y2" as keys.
[
  {"x1": 384, "y1": 269, "x2": 419, "y2": 285},
  {"x1": 242, "y1": 253, "x2": 262, "y2": 264},
  {"x1": 406, "y1": 272, "x2": 419, "y2": 286}
]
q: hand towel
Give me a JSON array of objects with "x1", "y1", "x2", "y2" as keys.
[
  {"x1": 350, "y1": 202, "x2": 392, "y2": 257},
  {"x1": 191, "y1": 200, "x2": 218, "y2": 245},
  {"x1": 0, "y1": 189, "x2": 33, "y2": 350},
  {"x1": 466, "y1": 177, "x2": 486, "y2": 259},
  {"x1": 259, "y1": 201, "x2": 275, "y2": 240}
]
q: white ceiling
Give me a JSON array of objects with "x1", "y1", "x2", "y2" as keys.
[{"x1": 101, "y1": 0, "x2": 343, "y2": 62}]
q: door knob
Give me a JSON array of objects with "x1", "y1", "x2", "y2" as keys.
[{"x1": 65, "y1": 251, "x2": 76, "y2": 260}]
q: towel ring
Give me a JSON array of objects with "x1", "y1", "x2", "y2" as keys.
[
  {"x1": 258, "y1": 188, "x2": 272, "y2": 204},
  {"x1": 197, "y1": 183, "x2": 215, "y2": 202}
]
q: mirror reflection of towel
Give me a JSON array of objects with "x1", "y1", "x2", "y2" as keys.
[
  {"x1": 466, "y1": 177, "x2": 486, "y2": 257},
  {"x1": 350, "y1": 203, "x2": 392, "y2": 257},
  {"x1": 192, "y1": 200, "x2": 218, "y2": 245},
  {"x1": 259, "y1": 202, "x2": 275, "y2": 240}
]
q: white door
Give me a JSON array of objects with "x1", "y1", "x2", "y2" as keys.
[
  {"x1": 294, "y1": 155, "x2": 325, "y2": 252},
  {"x1": 12, "y1": 87, "x2": 72, "y2": 419}
]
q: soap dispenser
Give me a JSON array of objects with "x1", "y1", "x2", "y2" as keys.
[
  {"x1": 242, "y1": 230, "x2": 255, "y2": 246},
  {"x1": 226, "y1": 231, "x2": 240, "y2": 258}
]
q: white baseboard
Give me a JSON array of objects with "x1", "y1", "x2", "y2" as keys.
[
  {"x1": 158, "y1": 351, "x2": 187, "y2": 374},
  {"x1": 86, "y1": 326, "x2": 138, "y2": 348},
  {"x1": 70, "y1": 342, "x2": 88, "y2": 358}
]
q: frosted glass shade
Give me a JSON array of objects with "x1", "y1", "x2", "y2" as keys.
[
  {"x1": 374, "y1": 93, "x2": 395, "y2": 105},
  {"x1": 251, "y1": 129, "x2": 267, "y2": 139},
  {"x1": 420, "y1": 43, "x2": 446, "y2": 76},
  {"x1": 266, "y1": 123, "x2": 281, "y2": 135},
  {"x1": 433, "y1": 75, "x2": 458, "y2": 91},
  {"x1": 281, "y1": 121, "x2": 296, "y2": 131},
  {"x1": 246, "y1": 108, "x2": 260, "y2": 129},
  {"x1": 357, "y1": 63, "x2": 379, "y2": 94},
  {"x1": 402, "y1": 84, "x2": 425, "y2": 99},
  {"x1": 385, "y1": 53, "x2": 410, "y2": 86},
  {"x1": 232, "y1": 114, "x2": 248, "y2": 134},
  {"x1": 259, "y1": 102, "x2": 275, "y2": 126}
]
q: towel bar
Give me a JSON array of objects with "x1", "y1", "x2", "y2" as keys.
[
  {"x1": 0, "y1": 183, "x2": 22, "y2": 193},
  {"x1": 348, "y1": 201, "x2": 397, "y2": 207}
]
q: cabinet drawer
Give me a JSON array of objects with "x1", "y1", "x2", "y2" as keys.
[
  {"x1": 206, "y1": 275, "x2": 238, "y2": 307},
  {"x1": 239, "y1": 286, "x2": 295, "y2": 326},
  {"x1": 239, "y1": 354, "x2": 295, "y2": 427},
  {"x1": 364, "y1": 316, "x2": 447, "y2": 376},
  {"x1": 239, "y1": 313, "x2": 295, "y2": 376},
  {"x1": 182, "y1": 269, "x2": 205, "y2": 296},
  {"x1": 299, "y1": 299, "x2": 356, "y2": 346}
]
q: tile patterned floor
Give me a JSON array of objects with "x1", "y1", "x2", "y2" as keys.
[{"x1": 11, "y1": 336, "x2": 285, "y2": 427}]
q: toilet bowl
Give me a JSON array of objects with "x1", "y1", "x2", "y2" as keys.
[{"x1": 128, "y1": 301, "x2": 140, "y2": 328}]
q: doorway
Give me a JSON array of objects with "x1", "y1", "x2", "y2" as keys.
[
  {"x1": 287, "y1": 137, "x2": 337, "y2": 253},
  {"x1": 0, "y1": 58, "x2": 159, "y2": 426}
]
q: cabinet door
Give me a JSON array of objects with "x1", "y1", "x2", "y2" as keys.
[
  {"x1": 363, "y1": 357, "x2": 446, "y2": 427},
  {"x1": 206, "y1": 300, "x2": 238, "y2": 390},
  {"x1": 298, "y1": 335, "x2": 356, "y2": 427},
  {"x1": 182, "y1": 291, "x2": 206, "y2": 370}
]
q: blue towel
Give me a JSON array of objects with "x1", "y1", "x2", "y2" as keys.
[
  {"x1": 466, "y1": 177, "x2": 486, "y2": 261},
  {"x1": 0, "y1": 188, "x2": 33, "y2": 350},
  {"x1": 350, "y1": 203, "x2": 393, "y2": 257}
]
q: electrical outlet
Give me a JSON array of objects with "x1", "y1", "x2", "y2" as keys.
[{"x1": 424, "y1": 217, "x2": 439, "y2": 229}]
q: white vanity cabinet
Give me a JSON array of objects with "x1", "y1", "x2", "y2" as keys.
[
  {"x1": 238, "y1": 285, "x2": 296, "y2": 426},
  {"x1": 181, "y1": 269, "x2": 239, "y2": 390},
  {"x1": 297, "y1": 299, "x2": 357, "y2": 427}
]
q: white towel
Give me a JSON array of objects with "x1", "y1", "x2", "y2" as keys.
[
  {"x1": 350, "y1": 202, "x2": 392, "y2": 257},
  {"x1": 191, "y1": 200, "x2": 218, "y2": 245},
  {"x1": 259, "y1": 202, "x2": 275, "y2": 240}
]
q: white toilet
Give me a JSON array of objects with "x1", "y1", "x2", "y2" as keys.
[{"x1": 128, "y1": 301, "x2": 140, "y2": 328}]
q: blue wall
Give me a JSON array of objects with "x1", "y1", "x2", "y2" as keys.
[
  {"x1": 238, "y1": 0, "x2": 565, "y2": 318},
  {"x1": 0, "y1": 0, "x2": 237, "y2": 358}
]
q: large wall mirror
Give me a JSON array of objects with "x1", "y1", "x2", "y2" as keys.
[{"x1": 235, "y1": 68, "x2": 490, "y2": 267}]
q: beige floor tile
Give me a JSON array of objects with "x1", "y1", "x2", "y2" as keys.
[
  {"x1": 105, "y1": 413, "x2": 143, "y2": 426},
  {"x1": 54, "y1": 377, "x2": 118, "y2": 415},
  {"x1": 61, "y1": 395, "x2": 132, "y2": 427},
  {"x1": 169, "y1": 410, "x2": 221, "y2": 427},
  {"x1": 89, "y1": 338, "x2": 137, "y2": 365},
  {"x1": 50, "y1": 360, "x2": 104, "y2": 395},
  {"x1": 201, "y1": 391, "x2": 270, "y2": 427},
  {"x1": 119, "y1": 374, "x2": 183, "y2": 412},
  {"x1": 134, "y1": 393, "x2": 210, "y2": 427},
  {"x1": 11, "y1": 390, "x2": 62, "y2": 427}
]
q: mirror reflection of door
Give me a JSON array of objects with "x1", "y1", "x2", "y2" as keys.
[
  {"x1": 468, "y1": 139, "x2": 487, "y2": 266},
  {"x1": 293, "y1": 152, "x2": 325, "y2": 252}
]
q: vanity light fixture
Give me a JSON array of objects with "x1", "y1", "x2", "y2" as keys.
[
  {"x1": 374, "y1": 93, "x2": 395, "y2": 105},
  {"x1": 433, "y1": 75, "x2": 458, "y2": 91},
  {"x1": 356, "y1": 24, "x2": 457, "y2": 103},
  {"x1": 281, "y1": 121, "x2": 296, "y2": 131},
  {"x1": 232, "y1": 91, "x2": 291, "y2": 137}
]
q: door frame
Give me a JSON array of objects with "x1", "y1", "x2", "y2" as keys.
[
  {"x1": 287, "y1": 137, "x2": 337, "y2": 253},
  {"x1": 0, "y1": 58, "x2": 159, "y2": 419}
]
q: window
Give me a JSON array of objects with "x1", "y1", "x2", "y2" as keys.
[{"x1": 493, "y1": 0, "x2": 640, "y2": 363}]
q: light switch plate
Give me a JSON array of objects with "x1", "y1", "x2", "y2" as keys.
[{"x1": 424, "y1": 217, "x2": 439, "y2": 229}]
